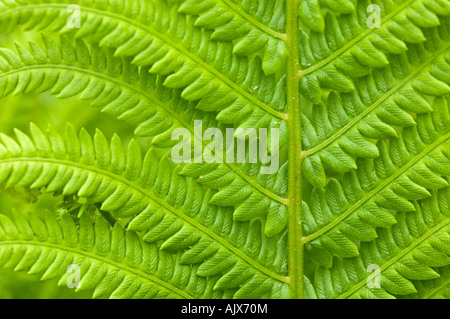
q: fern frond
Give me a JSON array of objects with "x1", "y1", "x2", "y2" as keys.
[
  {"x1": 408, "y1": 266, "x2": 450, "y2": 298},
  {"x1": 296, "y1": 1, "x2": 450, "y2": 296},
  {"x1": 0, "y1": 123, "x2": 290, "y2": 298},
  {"x1": 298, "y1": 0, "x2": 449, "y2": 103},
  {"x1": 0, "y1": 207, "x2": 226, "y2": 298},
  {"x1": 303, "y1": 95, "x2": 450, "y2": 266},
  {"x1": 0, "y1": 0, "x2": 288, "y2": 130},
  {"x1": 1, "y1": 0, "x2": 450, "y2": 300},
  {"x1": 0, "y1": 35, "x2": 189, "y2": 148},
  {"x1": 165, "y1": 0, "x2": 288, "y2": 73},
  {"x1": 0, "y1": 35, "x2": 290, "y2": 228},
  {"x1": 310, "y1": 187, "x2": 450, "y2": 298},
  {"x1": 301, "y1": 20, "x2": 450, "y2": 187}
]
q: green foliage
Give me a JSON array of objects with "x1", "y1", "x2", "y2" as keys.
[{"x1": 0, "y1": 0, "x2": 449, "y2": 299}]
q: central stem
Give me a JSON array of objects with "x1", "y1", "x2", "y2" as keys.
[{"x1": 286, "y1": 0, "x2": 304, "y2": 299}]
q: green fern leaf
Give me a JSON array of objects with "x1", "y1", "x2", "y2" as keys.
[
  {"x1": 0, "y1": 123, "x2": 290, "y2": 298},
  {"x1": 0, "y1": 207, "x2": 225, "y2": 298},
  {"x1": 0, "y1": 0, "x2": 449, "y2": 300}
]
